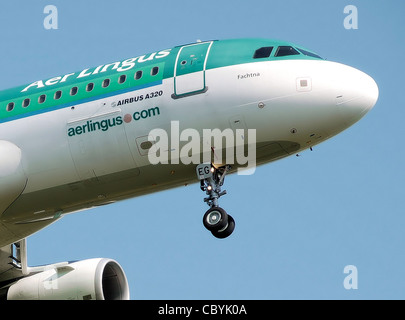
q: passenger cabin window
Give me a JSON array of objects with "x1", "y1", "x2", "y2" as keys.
[
  {"x1": 70, "y1": 86, "x2": 78, "y2": 96},
  {"x1": 253, "y1": 47, "x2": 273, "y2": 59},
  {"x1": 118, "y1": 74, "x2": 126, "y2": 84},
  {"x1": 7, "y1": 102, "x2": 14, "y2": 112},
  {"x1": 86, "y1": 83, "x2": 94, "y2": 92},
  {"x1": 297, "y1": 48, "x2": 323, "y2": 59},
  {"x1": 151, "y1": 66, "x2": 159, "y2": 76},
  {"x1": 102, "y1": 79, "x2": 110, "y2": 88},
  {"x1": 54, "y1": 91, "x2": 62, "y2": 100},
  {"x1": 135, "y1": 71, "x2": 143, "y2": 80},
  {"x1": 22, "y1": 98, "x2": 30, "y2": 108},
  {"x1": 275, "y1": 46, "x2": 300, "y2": 57},
  {"x1": 38, "y1": 94, "x2": 46, "y2": 104}
]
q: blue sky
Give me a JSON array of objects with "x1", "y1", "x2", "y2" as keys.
[{"x1": 0, "y1": 0, "x2": 403, "y2": 299}]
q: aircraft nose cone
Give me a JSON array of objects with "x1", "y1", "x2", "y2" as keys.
[
  {"x1": 355, "y1": 71, "x2": 379, "y2": 111},
  {"x1": 336, "y1": 66, "x2": 379, "y2": 125}
]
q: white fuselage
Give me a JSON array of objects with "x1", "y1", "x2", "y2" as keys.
[{"x1": 0, "y1": 58, "x2": 378, "y2": 246}]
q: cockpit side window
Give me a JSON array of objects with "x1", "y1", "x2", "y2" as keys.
[
  {"x1": 274, "y1": 46, "x2": 300, "y2": 57},
  {"x1": 297, "y1": 48, "x2": 323, "y2": 59},
  {"x1": 253, "y1": 47, "x2": 273, "y2": 59}
]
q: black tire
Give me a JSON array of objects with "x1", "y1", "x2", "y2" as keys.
[
  {"x1": 211, "y1": 215, "x2": 235, "y2": 239},
  {"x1": 203, "y1": 207, "x2": 228, "y2": 231}
]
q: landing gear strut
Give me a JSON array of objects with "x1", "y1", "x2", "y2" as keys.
[{"x1": 196, "y1": 164, "x2": 235, "y2": 239}]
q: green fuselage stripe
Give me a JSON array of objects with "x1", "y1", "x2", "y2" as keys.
[
  {"x1": 0, "y1": 61, "x2": 166, "y2": 124},
  {"x1": 0, "y1": 38, "x2": 323, "y2": 124},
  {"x1": 0, "y1": 80, "x2": 162, "y2": 124}
]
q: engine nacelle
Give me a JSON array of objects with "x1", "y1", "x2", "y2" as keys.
[{"x1": 6, "y1": 258, "x2": 129, "y2": 300}]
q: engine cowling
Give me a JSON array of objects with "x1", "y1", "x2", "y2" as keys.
[{"x1": 6, "y1": 258, "x2": 129, "y2": 300}]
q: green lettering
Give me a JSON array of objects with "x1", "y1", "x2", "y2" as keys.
[
  {"x1": 141, "y1": 110, "x2": 148, "y2": 118},
  {"x1": 100, "y1": 120, "x2": 109, "y2": 131},
  {"x1": 93, "y1": 121, "x2": 100, "y2": 131},
  {"x1": 116, "y1": 116, "x2": 123, "y2": 125},
  {"x1": 149, "y1": 107, "x2": 160, "y2": 116},
  {"x1": 68, "y1": 127, "x2": 75, "y2": 136}
]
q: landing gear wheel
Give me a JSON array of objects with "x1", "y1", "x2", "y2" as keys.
[
  {"x1": 196, "y1": 164, "x2": 236, "y2": 239},
  {"x1": 203, "y1": 207, "x2": 228, "y2": 231},
  {"x1": 211, "y1": 215, "x2": 235, "y2": 239}
]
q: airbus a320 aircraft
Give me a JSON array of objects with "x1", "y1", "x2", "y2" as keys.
[{"x1": 0, "y1": 38, "x2": 378, "y2": 300}]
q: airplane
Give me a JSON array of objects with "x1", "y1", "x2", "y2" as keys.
[{"x1": 0, "y1": 38, "x2": 378, "y2": 300}]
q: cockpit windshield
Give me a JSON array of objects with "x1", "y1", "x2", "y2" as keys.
[
  {"x1": 253, "y1": 47, "x2": 274, "y2": 59},
  {"x1": 274, "y1": 46, "x2": 300, "y2": 57},
  {"x1": 252, "y1": 44, "x2": 324, "y2": 60},
  {"x1": 297, "y1": 48, "x2": 323, "y2": 59}
]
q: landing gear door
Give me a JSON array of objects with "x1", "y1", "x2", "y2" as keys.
[
  {"x1": 173, "y1": 41, "x2": 213, "y2": 98},
  {"x1": 196, "y1": 163, "x2": 212, "y2": 180}
]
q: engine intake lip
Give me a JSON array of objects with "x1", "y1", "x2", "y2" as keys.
[{"x1": 95, "y1": 258, "x2": 130, "y2": 300}]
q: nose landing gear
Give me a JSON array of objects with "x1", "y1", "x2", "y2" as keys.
[{"x1": 197, "y1": 164, "x2": 235, "y2": 239}]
